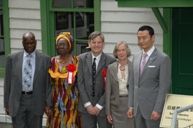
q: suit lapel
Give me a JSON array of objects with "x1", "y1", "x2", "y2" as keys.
[
  {"x1": 141, "y1": 48, "x2": 157, "y2": 76},
  {"x1": 127, "y1": 61, "x2": 131, "y2": 86},
  {"x1": 33, "y1": 51, "x2": 42, "y2": 83},
  {"x1": 110, "y1": 61, "x2": 119, "y2": 82},
  {"x1": 16, "y1": 51, "x2": 24, "y2": 84},
  {"x1": 135, "y1": 52, "x2": 142, "y2": 80},
  {"x1": 86, "y1": 52, "x2": 92, "y2": 75},
  {"x1": 96, "y1": 52, "x2": 105, "y2": 75}
]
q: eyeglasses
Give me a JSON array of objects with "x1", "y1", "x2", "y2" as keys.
[{"x1": 57, "y1": 43, "x2": 69, "y2": 47}]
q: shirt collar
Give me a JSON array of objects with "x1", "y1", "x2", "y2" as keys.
[
  {"x1": 142, "y1": 45, "x2": 155, "y2": 57},
  {"x1": 92, "y1": 52, "x2": 102, "y2": 61},
  {"x1": 24, "y1": 50, "x2": 36, "y2": 58}
]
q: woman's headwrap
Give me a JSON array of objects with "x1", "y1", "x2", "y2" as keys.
[{"x1": 56, "y1": 32, "x2": 73, "y2": 49}]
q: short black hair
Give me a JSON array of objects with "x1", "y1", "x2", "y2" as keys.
[{"x1": 138, "y1": 25, "x2": 154, "y2": 37}]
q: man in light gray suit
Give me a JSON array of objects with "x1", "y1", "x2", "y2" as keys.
[
  {"x1": 4, "y1": 32, "x2": 52, "y2": 128},
  {"x1": 127, "y1": 25, "x2": 171, "y2": 128},
  {"x1": 78, "y1": 31, "x2": 116, "y2": 128}
]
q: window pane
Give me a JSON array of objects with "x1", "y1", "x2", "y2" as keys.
[
  {"x1": 55, "y1": 12, "x2": 94, "y2": 39},
  {"x1": 53, "y1": 0, "x2": 93, "y2": 8},
  {"x1": 55, "y1": 12, "x2": 69, "y2": 30},
  {"x1": 76, "y1": 42, "x2": 90, "y2": 55},
  {"x1": 72, "y1": 12, "x2": 94, "y2": 39}
]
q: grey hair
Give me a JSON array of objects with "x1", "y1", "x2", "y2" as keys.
[
  {"x1": 88, "y1": 31, "x2": 105, "y2": 42},
  {"x1": 113, "y1": 41, "x2": 131, "y2": 58}
]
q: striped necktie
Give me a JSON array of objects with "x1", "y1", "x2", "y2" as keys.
[{"x1": 23, "y1": 54, "x2": 32, "y2": 89}]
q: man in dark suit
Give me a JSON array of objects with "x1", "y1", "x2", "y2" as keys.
[
  {"x1": 78, "y1": 31, "x2": 116, "y2": 128},
  {"x1": 4, "y1": 32, "x2": 52, "y2": 128},
  {"x1": 127, "y1": 25, "x2": 171, "y2": 128}
]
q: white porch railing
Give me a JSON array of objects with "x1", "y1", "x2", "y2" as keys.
[{"x1": 171, "y1": 104, "x2": 193, "y2": 128}]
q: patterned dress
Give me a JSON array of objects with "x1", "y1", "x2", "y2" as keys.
[{"x1": 47, "y1": 56, "x2": 81, "y2": 128}]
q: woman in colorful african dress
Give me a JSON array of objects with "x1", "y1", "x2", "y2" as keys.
[{"x1": 47, "y1": 32, "x2": 82, "y2": 128}]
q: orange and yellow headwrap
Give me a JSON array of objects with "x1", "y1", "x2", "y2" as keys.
[{"x1": 56, "y1": 32, "x2": 73, "y2": 49}]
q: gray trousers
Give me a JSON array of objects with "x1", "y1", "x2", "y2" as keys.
[
  {"x1": 81, "y1": 112, "x2": 112, "y2": 128},
  {"x1": 135, "y1": 107, "x2": 160, "y2": 128},
  {"x1": 12, "y1": 95, "x2": 43, "y2": 128}
]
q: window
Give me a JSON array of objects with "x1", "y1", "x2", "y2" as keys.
[
  {"x1": 0, "y1": 0, "x2": 10, "y2": 77},
  {"x1": 40, "y1": 0, "x2": 101, "y2": 56}
]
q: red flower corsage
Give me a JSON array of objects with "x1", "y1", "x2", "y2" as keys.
[
  {"x1": 67, "y1": 64, "x2": 76, "y2": 72},
  {"x1": 102, "y1": 68, "x2": 107, "y2": 90},
  {"x1": 66, "y1": 64, "x2": 76, "y2": 84}
]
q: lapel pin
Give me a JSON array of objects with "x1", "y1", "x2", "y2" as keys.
[{"x1": 149, "y1": 58, "x2": 154, "y2": 60}]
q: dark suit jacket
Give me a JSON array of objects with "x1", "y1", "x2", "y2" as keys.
[
  {"x1": 129, "y1": 48, "x2": 171, "y2": 119},
  {"x1": 78, "y1": 51, "x2": 116, "y2": 117},
  {"x1": 105, "y1": 60, "x2": 132, "y2": 115},
  {"x1": 4, "y1": 51, "x2": 52, "y2": 117}
]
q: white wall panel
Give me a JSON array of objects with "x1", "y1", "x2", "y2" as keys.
[
  {"x1": 10, "y1": 9, "x2": 40, "y2": 19},
  {"x1": 101, "y1": 0, "x2": 163, "y2": 55},
  {"x1": 9, "y1": 0, "x2": 40, "y2": 9},
  {"x1": 9, "y1": 0, "x2": 42, "y2": 53},
  {"x1": 102, "y1": 22, "x2": 162, "y2": 34},
  {"x1": 10, "y1": 39, "x2": 42, "y2": 50},
  {"x1": 10, "y1": 19, "x2": 41, "y2": 30},
  {"x1": 101, "y1": 11, "x2": 158, "y2": 23},
  {"x1": 10, "y1": 29, "x2": 42, "y2": 40}
]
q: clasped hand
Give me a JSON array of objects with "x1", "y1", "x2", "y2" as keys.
[
  {"x1": 44, "y1": 106, "x2": 52, "y2": 116},
  {"x1": 86, "y1": 105, "x2": 100, "y2": 116}
]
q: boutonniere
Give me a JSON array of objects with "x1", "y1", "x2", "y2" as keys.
[
  {"x1": 102, "y1": 68, "x2": 107, "y2": 90},
  {"x1": 66, "y1": 64, "x2": 76, "y2": 84}
]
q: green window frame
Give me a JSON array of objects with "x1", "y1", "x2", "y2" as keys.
[
  {"x1": 40, "y1": 0, "x2": 101, "y2": 57},
  {"x1": 0, "y1": 0, "x2": 10, "y2": 77},
  {"x1": 117, "y1": 0, "x2": 193, "y2": 7}
]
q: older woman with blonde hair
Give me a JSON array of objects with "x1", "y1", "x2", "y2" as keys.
[
  {"x1": 47, "y1": 32, "x2": 81, "y2": 128},
  {"x1": 105, "y1": 41, "x2": 135, "y2": 128}
]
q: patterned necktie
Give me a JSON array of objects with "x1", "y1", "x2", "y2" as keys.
[
  {"x1": 23, "y1": 54, "x2": 32, "y2": 89},
  {"x1": 92, "y1": 58, "x2": 96, "y2": 97},
  {"x1": 140, "y1": 53, "x2": 147, "y2": 75}
]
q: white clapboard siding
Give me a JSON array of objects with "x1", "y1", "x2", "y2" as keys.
[
  {"x1": 9, "y1": 0, "x2": 42, "y2": 51},
  {"x1": 101, "y1": 0, "x2": 163, "y2": 55}
]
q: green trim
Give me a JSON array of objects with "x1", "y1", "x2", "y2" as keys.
[
  {"x1": 49, "y1": 8, "x2": 94, "y2": 12},
  {"x1": 94, "y1": 0, "x2": 101, "y2": 31},
  {"x1": 118, "y1": 0, "x2": 193, "y2": 7},
  {"x1": 163, "y1": 8, "x2": 172, "y2": 58},
  {"x1": 75, "y1": 39, "x2": 89, "y2": 43},
  {"x1": 163, "y1": 8, "x2": 172, "y2": 92},
  {"x1": 151, "y1": 8, "x2": 168, "y2": 33},
  {"x1": 49, "y1": 12, "x2": 56, "y2": 57},
  {"x1": 40, "y1": 0, "x2": 49, "y2": 54},
  {"x1": 0, "y1": 0, "x2": 10, "y2": 77},
  {"x1": 0, "y1": 67, "x2": 5, "y2": 77},
  {"x1": 3, "y1": 0, "x2": 10, "y2": 55},
  {"x1": 40, "y1": 0, "x2": 101, "y2": 56}
]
